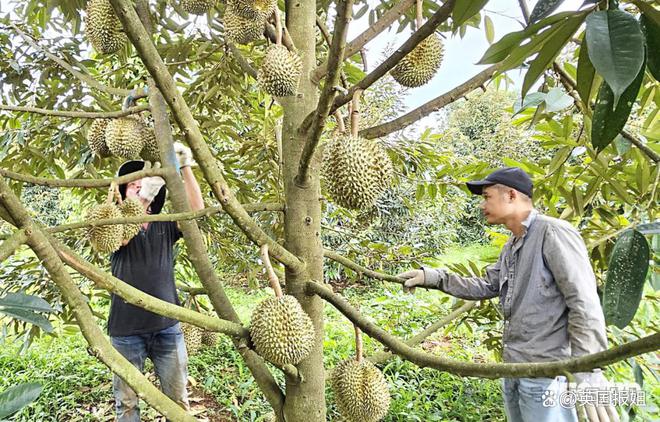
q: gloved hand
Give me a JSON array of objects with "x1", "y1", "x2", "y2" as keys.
[
  {"x1": 396, "y1": 269, "x2": 425, "y2": 294},
  {"x1": 174, "y1": 141, "x2": 196, "y2": 169},
  {"x1": 139, "y1": 176, "x2": 166, "y2": 203},
  {"x1": 574, "y1": 369, "x2": 620, "y2": 422}
]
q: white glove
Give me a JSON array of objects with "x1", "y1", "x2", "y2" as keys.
[
  {"x1": 174, "y1": 141, "x2": 196, "y2": 168},
  {"x1": 139, "y1": 176, "x2": 166, "y2": 203},
  {"x1": 574, "y1": 370, "x2": 620, "y2": 422},
  {"x1": 396, "y1": 269, "x2": 426, "y2": 294}
]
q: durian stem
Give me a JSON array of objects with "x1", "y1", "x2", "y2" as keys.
[
  {"x1": 334, "y1": 110, "x2": 346, "y2": 134},
  {"x1": 106, "y1": 182, "x2": 117, "y2": 204},
  {"x1": 416, "y1": 0, "x2": 423, "y2": 29},
  {"x1": 274, "y1": 7, "x2": 283, "y2": 46},
  {"x1": 261, "y1": 243, "x2": 283, "y2": 298},
  {"x1": 350, "y1": 89, "x2": 362, "y2": 138},
  {"x1": 355, "y1": 326, "x2": 363, "y2": 363}
]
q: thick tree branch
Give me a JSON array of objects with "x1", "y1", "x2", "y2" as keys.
[
  {"x1": 9, "y1": 22, "x2": 133, "y2": 97},
  {"x1": 295, "y1": 0, "x2": 354, "y2": 187},
  {"x1": 368, "y1": 300, "x2": 477, "y2": 365},
  {"x1": 306, "y1": 281, "x2": 660, "y2": 378},
  {"x1": 0, "y1": 167, "x2": 167, "y2": 188},
  {"x1": 323, "y1": 248, "x2": 405, "y2": 284},
  {"x1": 0, "y1": 229, "x2": 27, "y2": 263},
  {"x1": 360, "y1": 64, "x2": 500, "y2": 138},
  {"x1": 51, "y1": 237, "x2": 248, "y2": 338},
  {"x1": 109, "y1": 0, "x2": 305, "y2": 275},
  {"x1": 146, "y1": 79, "x2": 286, "y2": 415},
  {"x1": 312, "y1": 0, "x2": 417, "y2": 83},
  {"x1": 0, "y1": 104, "x2": 149, "y2": 119},
  {"x1": 49, "y1": 202, "x2": 284, "y2": 233},
  {"x1": 330, "y1": 0, "x2": 456, "y2": 113},
  {"x1": 0, "y1": 179, "x2": 198, "y2": 421}
]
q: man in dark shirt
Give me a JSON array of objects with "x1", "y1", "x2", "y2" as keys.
[{"x1": 110, "y1": 142, "x2": 204, "y2": 422}]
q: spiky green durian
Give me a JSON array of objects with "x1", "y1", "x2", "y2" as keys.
[
  {"x1": 249, "y1": 295, "x2": 315, "y2": 366},
  {"x1": 224, "y1": 5, "x2": 265, "y2": 45},
  {"x1": 88, "y1": 119, "x2": 111, "y2": 157},
  {"x1": 84, "y1": 0, "x2": 127, "y2": 54},
  {"x1": 201, "y1": 330, "x2": 219, "y2": 347},
  {"x1": 230, "y1": 0, "x2": 277, "y2": 20},
  {"x1": 105, "y1": 117, "x2": 146, "y2": 159},
  {"x1": 258, "y1": 44, "x2": 302, "y2": 97},
  {"x1": 119, "y1": 198, "x2": 143, "y2": 242},
  {"x1": 322, "y1": 135, "x2": 393, "y2": 210},
  {"x1": 139, "y1": 126, "x2": 160, "y2": 163},
  {"x1": 181, "y1": 322, "x2": 204, "y2": 355},
  {"x1": 331, "y1": 359, "x2": 391, "y2": 422},
  {"x1": 180, "y1": 0, "x2": 216, "y2": 15},
  {"x1": 390, "y1": 34, "x2": 444, "y2": 88},
  {"x1": 87, "y1": 202, "x2": 123, "y2": 253}
]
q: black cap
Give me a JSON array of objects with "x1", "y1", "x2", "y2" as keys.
[
  {"x1": 466, "y1": 167, "x2": 533, "y2": 198},
  {"x1": 117, "y1": 160, "x2": 167, "y2": 214}
]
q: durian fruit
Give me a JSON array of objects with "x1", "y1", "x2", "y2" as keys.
[
  {"x1": 331, "y1": 358, "x2": 391, "y2": 422},
  {"x1": 180, "y1": 0, "x2": 216, "y2": 15},
  {"x1": 84, "y1": 0, "x2": 127, "y2": 54},
  {"x1": 87, "y1": 202, "x2": 123, "y2": 253},
  {"x1": 258, "y1": 44, "x2": 302, "y2": 97},
  {"x1": 249, "y1": 295, "x2": 315, "y2": 366},
  {"x1": 139, "y1": 126, "x2": 160, "y2": 162},
  {"x1": 230, "y1": 0, "x2": 277, "y2": 20},
  {"x1": 119, "y1": 198, "x2": 143, "y2": 242},
  {"x1": 181, "y1": 322, "x2": 204, "y2": 355},
  {"x1": 322, "y1": 135, "x2": 393, "y2": 210},
  {"x1": 224, "y1": 5, "x2": 265, "y2": 45},
  {"x1": 105, "y1": 117, "x2": 146, "y2": 159},
  {"x1": 201, "y1": 330, "x2": 219, "y2": 347},
  {"x1": 390, "y1": 34, "x2": 444, "y2": 88},
  {"x1": 88, "y1": 119, "x2": 111, "y2": 157}
]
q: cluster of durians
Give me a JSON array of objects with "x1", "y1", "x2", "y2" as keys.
[
  {"x1": 181, "y1": 322, "x2": 219, "y2": 355},
  {"x1": 86, "y1": 198, "x2": 144, "y2": 253},
  {"x1": 88, "y1": 116, "x2": 160, "y2": 161}
]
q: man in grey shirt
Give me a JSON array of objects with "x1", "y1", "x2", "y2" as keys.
[{"x1": 398, "y1": 167, "x2": 618, "y2": 422}]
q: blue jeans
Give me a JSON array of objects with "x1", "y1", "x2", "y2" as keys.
[
  {"x1": 502, "y1": 377, "x2": 578, "y2": 422},
  {"x1": 110, "y1": 323, "x2": 189, "y2": 422}
]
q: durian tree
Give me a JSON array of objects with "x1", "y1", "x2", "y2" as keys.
[{"x1": 0, "y1": 0, "x2": 659, "y2": 421}]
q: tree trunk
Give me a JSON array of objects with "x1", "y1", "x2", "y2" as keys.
[{"x1": 280, "y1": 0, "x2": 326, "y2": 420}]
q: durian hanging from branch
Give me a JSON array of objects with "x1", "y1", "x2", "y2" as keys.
[
  {"x1": 331, "y1": 326, "x2": 391, "y2": 422},
  {"x1": 390, "y1": 0, "x2": 444, "y2": 88},
  {"x1": 86, "y1": 182, "x2": 124, "y2": 254},
  {"x1": 232, "y1": 0, "x2": 277, "y2": 20},
  {"x1": 323, "y1": 90, "x2": 393, "y2": 210},
  {"x1": 84, "y1": 0, "x2": 128, "y2": 54},
  {"x1": 258, "y1": 7, "x2": 303, "y2": 97},
  {"x1": 179, "y1": 0, "x2": 217, "y2": 15},
  {"x1": 249, "y1": 244, "x2": 316, "y2": 367},
  {"x1": 224, "y1": 0, "x2": 268, "y2": 44}
]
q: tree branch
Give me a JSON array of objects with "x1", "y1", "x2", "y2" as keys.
[
  {"x1": 9, "y1": 22, "x2": 133, "y2": 97},
  {"x1": 360, "y1": 64, "x2": 500, "y2": 138},
  {"x1": 323, "y1": 249, "x2": 405, "y2": 284},
  {"x1": 330, "y1": 0, "x2": 456, "y2": 114},
  {"x1": 306, "y1": 281, "x2": 660, "y2": 378},
  {"x1": 0, "y1": 104, "x2": 149, "y2": 119},
  {"x1": 264, "y1": 22, "x2": 295, "y2": 51},
  {"x1": 0, "y1": 229, "x2": 27, "y2": 264},
  {"x1": 0, "y1": 167, "x2": 167, "y2": 188},
  {"x1": 368, "y1": 300, "x2": 477, "y2": 365},
  {"x1": 227, "y1": 43, "x2": 258, "y2": 79},
  {"x1": 0, "y1": 179, "x2": 198, "y2": 421},
  {"x1": 295, "y1": 0, "x2": 354, "y2": 187},
  {"x1": 311, "y1": 0, "x2": 417, "y2": 84},
  {"x1": 109, "y1": 0, "x2": 305, "y2": 275}
]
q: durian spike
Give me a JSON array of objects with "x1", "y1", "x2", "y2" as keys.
[
  {"x1": 350, "y1": 89, "x2": 363, "y2": 138},
  {"x1": 416, "y1": 0, "x2": 423, "y2": 29},
  {"x1": 355, "y1": 326, "x2": 363, "y2": 363},
  {"x1": 274, "y1": 7, "x2": 282, "y2": 45},
  {"x1": 260, "y1": 244, "x2": 283, "y2": 298},
  {"x1": 106, "y1": 181, "x2": 117, "y2": 204}
]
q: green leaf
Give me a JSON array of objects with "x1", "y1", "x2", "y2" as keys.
[
  {"x1": 0, "y1": 307, "x2": 53, "y2": 332},
  {"x1": 529, "y1": 0, "x2": 566, "y2": 24},
  {"x1": 641, "y1": 13, "x2": 660, "y2": 81},
  {"x1": 484, "y1": 15, "x2": 495, "y2": 44},
  {"x1": 631, "y1": 0, "x2": 660, "y2": 27},
  {"x1": 452, "y1": 0, "x2": 489, "y2": 31},
  {"x1": 576, "y1": 39, "x2": 596, "y2": 107},
  {"x1": 603, "y1": 229, "x2": 650, "y2": 329},
  {"x1": 585, "y1": 10, "x2": 645, "y2": 106},
  {"x1": 636, "y1": 221, "x2": 660, "y2": 235},
  {"x1": 613, "y1": 135, "x2": 632, "y2": 155},
  {"x1": 0, "y1": 292, "x2": 54, "y2": 313},
  {"x1": 513, "y1": 91, "x2": 546, "y2": 115},
  {"x1": 0, "y1": 383, "x2": 43, "y2": 419},
  {"x1": 544, "y1": 87, "x2": 574, "y2": 112},
  {"x1": 521, "y1": 14, "x2": 585, "y2": 98},
  {"x1": 591, "y1": 55, "x2": 645, "y2": 151}
]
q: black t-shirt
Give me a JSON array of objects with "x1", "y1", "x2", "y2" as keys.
[{"x1": 108, "y1": 221, "x2": 182, "y2": 336}]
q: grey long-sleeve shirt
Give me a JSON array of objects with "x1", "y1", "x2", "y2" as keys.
[{"x1": 422, "y1": 210, "x2": 608, "y2": 363}]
